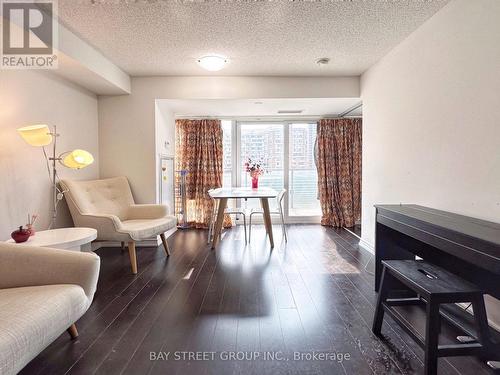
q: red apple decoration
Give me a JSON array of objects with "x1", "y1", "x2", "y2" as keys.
[{"x1": 11, "y1": 226, "x2": 30, "y2": 243}]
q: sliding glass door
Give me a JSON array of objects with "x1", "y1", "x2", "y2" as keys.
[
  {"x1": 239, "y1": 122, "x2": 284, "y2": 211},
  {"x1": 222, "y1": 120, "x2": 321, "y2": 222},
  {"x1": 288, "y1": 123, "x2": 321, "y2": 217}
]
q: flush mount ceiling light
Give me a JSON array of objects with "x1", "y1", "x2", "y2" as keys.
[{"x1": 197, "y1": 55, "x2": 229, "y2": 71}]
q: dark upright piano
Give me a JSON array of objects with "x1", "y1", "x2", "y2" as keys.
[
  {"x1": 374, "y1": 204, "x2": 500, "y2": 364},
  {"x1": 375, "y1": 204, "x2": 500, "y2": 299},
  {"x1": 374, "y1": 204, "x2": 500, "y2": 356}
]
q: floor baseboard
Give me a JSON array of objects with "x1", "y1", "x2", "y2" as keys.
[{"x1": 358, "y1": 237, "x2": 375, "y2": 254}]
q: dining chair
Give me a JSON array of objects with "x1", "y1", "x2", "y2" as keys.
[
  {"x1": 248, "y1": 188, "x2": 287, "y2": 242},
  {"x1": 207, "y1": 188, "x2": 248, "y2": 244}
]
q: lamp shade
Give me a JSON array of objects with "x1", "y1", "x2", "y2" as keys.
[
  {"x1": 17, "y1": 124, "x2": 53, "y2": 146},
  {"x1": 62, "y1": 149, "x2": 94, "y2": 169}
]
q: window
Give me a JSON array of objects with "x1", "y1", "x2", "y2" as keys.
[
  {"x1": 288, "y1": 123, "x2": 321, "y2": 217},
  {"x1": 221, "y1": 120, "x2": 321, "y2": 221},
  {"x1": 240, "y1": 123, "x2": 284, "y2": 211},
  {"x1": 221, "y1": 120, "x2": 232, "y2": 188}
]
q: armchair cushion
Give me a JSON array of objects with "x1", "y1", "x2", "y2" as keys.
[
  {"x1": 0, "y1": 243, "x2": 100, "y2": 375},
  {"x1": 121, "y1": 216, "x2": 177, "y2": 241},
  {"x1": 0, "y1": 285, "x2": 88, "y2": 375},
  {"x1": 127, "y1": 204, "x2": 169, "y2": 220}
]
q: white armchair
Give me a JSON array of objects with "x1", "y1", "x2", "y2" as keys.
[
  {"x1": 0, "y1": 243, "x2": 100, "y2": 375},
  {"x1": 60, "y1": 176, "x2": 177, "y2": 274}
]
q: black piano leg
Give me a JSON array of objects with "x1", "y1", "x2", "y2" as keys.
[
  {"x1": 375, "y1": 222, "x2": 415, "y2": 292},
  {"x1": 373, "y1": 266, "x2": 391, "y2": 336},
  {"x1": 424, "y1": 300, "x2": 440, "y2": 375}
]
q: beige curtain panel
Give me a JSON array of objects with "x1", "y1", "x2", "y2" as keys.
[{"x1": 316, "y1": 118, "x2": 362, "y2": 228}]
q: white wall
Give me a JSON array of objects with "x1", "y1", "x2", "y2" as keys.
[
  {"x1": 98, "y1": 76, "x2": 359, "y2": 205},
  {"x1": 0, "y1": 70, "x2": 99, "y2": 239},
  {"x1": 361, "y1": 0, "x2": 500, "y2": 326},
  {"x1": 154, "y1": 101, "x2": 175, "y2": 203}
]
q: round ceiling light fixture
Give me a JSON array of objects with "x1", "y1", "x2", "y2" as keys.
[
  {"x1": 197, "y1": 55, "x2": 229, "y2": 72},
  {"x1": 316, "y1": 57, "x2": 330, "y2": 66}
]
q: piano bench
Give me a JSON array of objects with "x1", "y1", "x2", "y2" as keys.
[{"x1": 372, "y1": 260, "x2": 492, "y2": 375}]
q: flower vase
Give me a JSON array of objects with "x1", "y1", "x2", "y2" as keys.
[
  {"x1": 251, "y1": 176, "x2": 259, "y2": 189},
  {"x1": 26, "y1": 224, "x2": 35, "y2": 236}
]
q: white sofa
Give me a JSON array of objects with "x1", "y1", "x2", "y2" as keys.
[
  {"x1": 60, "y1": 176, "x2": 177, "y2": 274},
  {"x1": 0, "y1": 243, "x2": 100, "y2": 375}
]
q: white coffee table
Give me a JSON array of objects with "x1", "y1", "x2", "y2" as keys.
[{"x1": 6, "y1": 227, "x2": 97, "y2": 251}]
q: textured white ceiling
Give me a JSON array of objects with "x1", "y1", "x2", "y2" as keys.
[
  {"x1": 158, "y1": 98, "x2": 362, "y2": 117},
  {"x1": 58, "y1": 0, "x2": 449, "y2": 77}
]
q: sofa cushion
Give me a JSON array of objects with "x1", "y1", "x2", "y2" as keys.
[
  {"x1": 0, "y1": 285, "x2": 89, "y2": 375},
  {"x1": 121, "y1": 216, "x2": 177, "y2": 241}
]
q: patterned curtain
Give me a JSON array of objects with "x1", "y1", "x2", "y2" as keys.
[
  {"x1": 316, "y1": 118, "x2": 362, "y2": 228},
  {"x1": 175, "y1": 119, "x2": 231, "y2": 228}
]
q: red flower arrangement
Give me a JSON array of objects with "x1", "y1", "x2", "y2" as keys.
[{"x1": 245, "y1": 158, "x2": 265, "y2": 188}]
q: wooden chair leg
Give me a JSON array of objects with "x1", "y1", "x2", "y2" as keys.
[
  {"x1": 160, "y1": 233, "x2": 171, "y2": 257},
  {"x1": 128, "y1": 241, "x2": 138, "y2": 274},
  {"x1": 424, "y1": 299, "x2": 440, "y2": 375},
  {"x1": 211, "y1": 198, "x2": 227, "y2": 249},
  {"x1": 207, "y1": 199, "x2": 217, "y2": 244},
  {"x1": 260, "y1": 198, "x2": 274, "y2": 248},
  {"x1": 207, "y1": 217, "x2": 213, "y2": 244},
  {"x1": 67, "y1": 323, "x2": 78, "y2": 339}
]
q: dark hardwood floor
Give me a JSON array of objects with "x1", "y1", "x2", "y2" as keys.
[
  {"x1": 20, "y1": 225, "x2": 497, "y2": 375},
  {"x1": 344, "y1": 224, "x2": 361, "y2": 239}
]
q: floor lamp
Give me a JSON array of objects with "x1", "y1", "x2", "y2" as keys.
[{"x1": 17, "y1": 124, "x2": 94, "y2": 228}]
